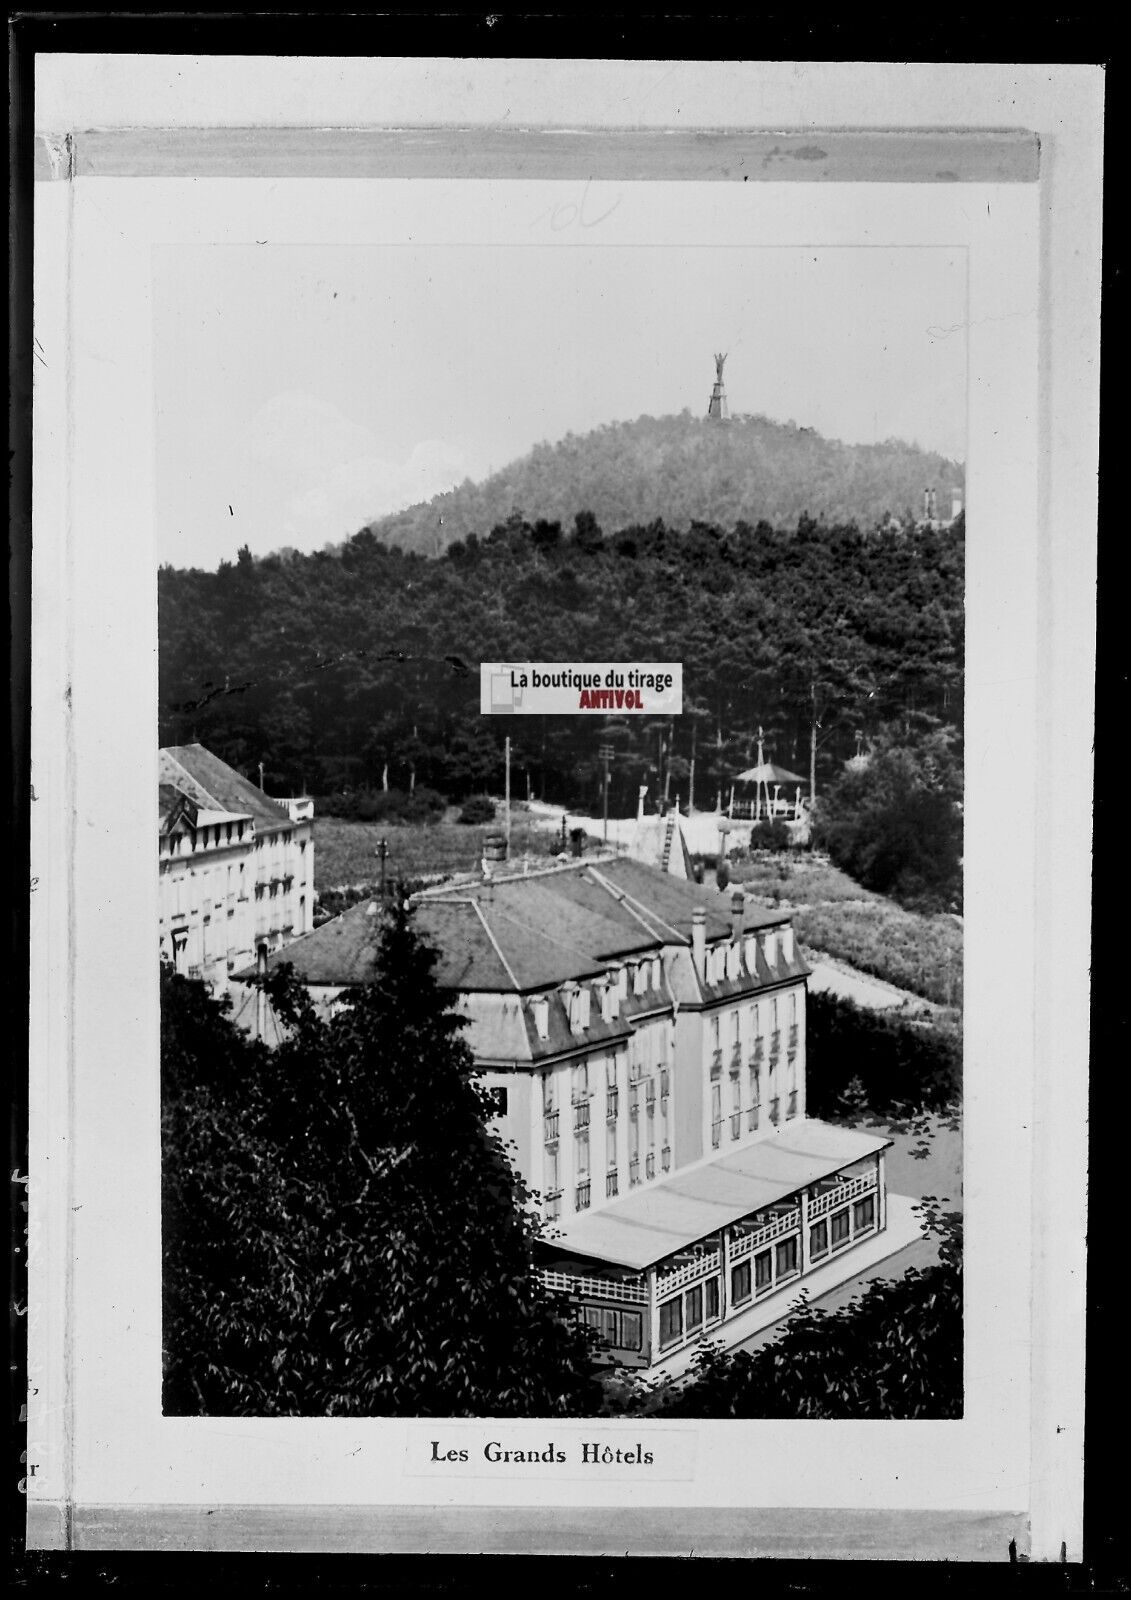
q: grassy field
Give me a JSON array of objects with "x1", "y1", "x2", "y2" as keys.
[
  {"x1": 723, "y1": 854, "x2": 963, "y2": 1007},
  {"x1": 314, "y1": 811, "x2": 572, "y2": 890}
]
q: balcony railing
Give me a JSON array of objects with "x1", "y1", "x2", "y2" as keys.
[
  {"x1": 606, "y1": 1170, "x2": 619, "y2": 1198},
  {"x1": 807, "y1": 1171, "x2": 877, "y2": 1219},
  {"x1": 574, "y1": 1102, "x2": 591, "y2": 1132},
  {"x1": 544, "y1": 1191, "x2": 562, "y2": 1221},
  {"x1": 730, "y1": 1045, "x2": 744, "y2": 1073},
  {"x1": 657, "y1": 1247, "x2": 721, "y2": 1296},
  {"x1": 709, "y1": 1047, "x2": 724, "y2": 1078},
  {"x1": 769, "y1": 1029, "x2": 781, "y2": 1058},
  {"x1": 661, "y1": 1144, "x2": 671, "y2": 1172},
  {"x1": 729, "y1": 1112, "x2": 742, "y2": 1140},
  {"x1": 575, "y1": 1181, "x2": 591, "y2": 1210},
  {"x1": 729, "y1": 1208, "x2": 801, "y2": 1261},
  {"x1": 539, "y1": 1268, "x2": 648, "y2": 1305},
  {"x1": 606, "y1": 1089, "x2": 619, "y2": 1121},
  {"x1": 788, "y1": 1023, "x2": 799, "y2": 1050},
  {"x1": 752, "y1": 1038, "x2": 765, "y2": 1064},
  {"x1": 544, "y1": 1111, "x2": 560, "y2": 1143},
  {"x1": 711, "y1": 1119, "x2": 723, "y2": 1149}
]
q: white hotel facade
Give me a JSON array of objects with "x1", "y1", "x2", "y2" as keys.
[{"x1": 252, "y1": 851, "x2": 917, "y2": 1375}]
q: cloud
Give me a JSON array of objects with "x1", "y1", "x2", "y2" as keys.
[{"x1": 247, "y1": 391, "x2": 472, "y2": 547}]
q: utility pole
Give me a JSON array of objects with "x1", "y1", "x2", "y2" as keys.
[
  {"x1": 376, "y1": 837, "x2": 389, "y2": 899},
  {"x1": 689, "y1": 719, "x2": 697, "y2": 815},
  {"x1": 504, "y1": 735, "x2": 511, "y2": 859},
  {"x1": 598, "y1": 743, "x2": 615, "y2": 845}
]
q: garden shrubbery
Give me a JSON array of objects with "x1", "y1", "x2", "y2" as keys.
[
  {"x1": 805, "y1": 990, "x2": 961, "y2": 1121},
  {"x1": 749, "y1": 820, "x2": 792, "y2": 852},
  {"x1": 315, "y1": 787, "x2": 448, "y2": 825},
  {"x1": 457, "y1": 794, "x2": 496, "y2": 825}
]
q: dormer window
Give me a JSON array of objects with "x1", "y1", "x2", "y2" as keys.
[
  {"x1": 633, "y1": 963, "x2": 647, "y2": 997},
  {"x1": 782, "y1": 927, "x2": 795, "y2": 962},
  {"x1": 531, "y1": 995, "x2": 550, "y2": 1040},
  {"x1": 764, "y1": 930, "x2": 778, "y2": 968},
  {"x1": 577, "y1": 987, "x2": 591, "y2": 1030}
]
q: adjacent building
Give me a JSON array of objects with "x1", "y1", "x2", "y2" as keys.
[
  {"x1": 243, "y1": 853, "x2": 915, "y2": 1376},
  {"x1": 158, "y1": 743, "x2": 315, "y2": 992}
]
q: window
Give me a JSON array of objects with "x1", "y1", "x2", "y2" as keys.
[
  {"x1": 853, "y1": 1196, "x2": 876, "y2": 1233},
  {"x1": 606, "y1": 1123, "x2": 617, "y2": 1171},
  {"x1": 776, "y1": 1236, "x2": 799, "y2": 1278},
  {"x1": 686, "y1": 1286, "x2": 704, "y2": 1331},
  {"x1": 572, "y1": 1062, "x2": 589, "y2": 1103},
  {"x1": 705, "y1": 1278, "x2": 721, "y2": 1321},
  {"x1": 581, "y1": 1306, "x2": 643, "y2": 1352},
  {"x1": 659, "y1": 1297, "x2": 683, "y2": 1349},
  {"x1": 576, "y1": 1131, "x2": 590, "y2": 1177},
  {"x1": 831, "y1": 1208, "x2": 851, "y2": 1247},
  {"x1": 731, "y1": 1261, "x2": 752, "y2": 1304},
  {"x1": 710, "y1": 1016, "x2": 720, "y2": 1051},
  {"x1": 544, "y1": 1145, "x2": 559, "y2": 1193},
  {"x1": 810, "y1": 1219, "x2": 829, "y2": 1259},
  {"x1": 754, "y1": 1250, "x2": 772, "y2": 1293},
  {"x1": 543, "y1": 1074, "x2": 556, "y2": 1112}
]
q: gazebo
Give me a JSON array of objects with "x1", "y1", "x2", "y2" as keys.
[{"x1": 729, "y1": 731, "x2": 809, "y2": 820}]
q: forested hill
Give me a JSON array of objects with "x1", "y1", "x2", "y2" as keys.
[
  {"x1": 159, "y1": 515, "x2": 964, "y2": 813},
  {"x1": 361, "y1": 412, "x2": 964, "y2": 556}
]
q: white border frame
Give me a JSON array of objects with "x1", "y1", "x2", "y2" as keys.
[{"x1": 27, "y1": 59, "x2": 1099, "y2": 1562}]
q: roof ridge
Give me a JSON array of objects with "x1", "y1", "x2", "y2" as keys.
[
  {"x1": 160, "y1": 751, "x2": 224, "y2": 814},
  {"x1": 585, "y1": 864, "x2": 689, "y2": 943},
  {"x1": 470, "y1": 900, "x2": 522, "y2": 991}
]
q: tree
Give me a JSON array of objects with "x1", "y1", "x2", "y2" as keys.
[
  {"x1": 813, "y1": 717, "x2": 963, "y2": 911},
  {"x1": 161, "y1": 908, "x2": 604, "y2": 1417},
  {"x1": 647, "y1": 1209, "x2": 962, "y2": 1420}
]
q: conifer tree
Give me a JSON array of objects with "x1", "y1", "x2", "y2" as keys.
[{"x1": 161, "y1": 905, "x2": 604, "y2": 1417}]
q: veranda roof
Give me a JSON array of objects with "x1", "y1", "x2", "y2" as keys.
[{"x1": 544, "y1": 1120, "x2": 890, "y2": 1271}]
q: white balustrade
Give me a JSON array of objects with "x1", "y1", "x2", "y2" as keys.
[
  {"x1": 807, "y1": 1172, "x2": 877, "y2": 1220},
  {"x1": 539, "y1": 1269, "x2": 648, "y2": 1305}
]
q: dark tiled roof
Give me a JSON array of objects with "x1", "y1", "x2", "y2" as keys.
[
  {"x1": 242, "y1": 857, "x2": 802, "y2": 1000},
  {"x1": 158, "y1": 783, "x2": 195, "y2": 834},
  {"x1": 160, "y1": 744, "x2": 293, "y2": 832}
]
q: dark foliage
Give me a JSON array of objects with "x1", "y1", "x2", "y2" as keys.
[
  {"x1": 159, "y1": 513, "x2": 963, "y2": 819},
  {"x1": 316, "y1": 786, "x2": 447, "y2": 824},
  {"x1": 649, "y1": 1207, "x2": 962, "y2": 1420},
  {"x1": 813, "y1": 717, "x2": 963, "y2": 912},
  {"x1": 161, "y1": 910, "x2": 604, "y2": 1417},
  {"x1": 804, "y1": 991, "x2": 961, "y2": 1121},
  {"x1": 749, "y1": 819, "x2": 792, "y2": 852},
  {"x1": 456, "y1": 794, "x2": 496, "y2": 824}
]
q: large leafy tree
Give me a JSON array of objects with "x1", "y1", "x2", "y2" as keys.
[
  {"x1": 813, "y1": 717, "x2": 964, "y2": 912},
  {"x1": 161, "y1": 906, "x2": 604, "y2": 1417}
]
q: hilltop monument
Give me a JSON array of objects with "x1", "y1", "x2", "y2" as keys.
[{"x1": 707, "y1": 351, "x2": 730, "y2": 420}]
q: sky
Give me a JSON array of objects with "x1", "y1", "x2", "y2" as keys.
[{"x1": 154, "y1": 243, "x2": 966, "y2": 569}]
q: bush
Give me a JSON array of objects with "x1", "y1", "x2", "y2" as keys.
[
  {"x1": 749, "y1": 820, "x2": 792, "y2": 852},
  {"x1": 805, "y1": 990, "x2": 961, "y2": 1121},
  {"x1": 315, "y1": 787, "x2": 447, "y2": 825},
  {"x1": 457, "y1": 794, "x2": 496, "y2": 825}
]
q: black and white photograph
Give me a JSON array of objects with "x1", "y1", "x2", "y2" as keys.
[
  {"x1": 23, "y1": 56, "x2": 1098, "y2": 1561},
  {"x1": 154, "y1": 238, "x2": 967, "y2": 1420}
]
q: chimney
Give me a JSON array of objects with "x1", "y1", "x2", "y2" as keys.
[
  {"x1": 691, "y1": 907, "x2": 707, "y2": 980},
  {"x1": 731, "y1": 888, "x2": 745, "y2": 942}
]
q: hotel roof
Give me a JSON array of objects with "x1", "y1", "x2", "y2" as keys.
[{"x1": 159, "y1": 744, "x2": 293, "y2": 833}]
